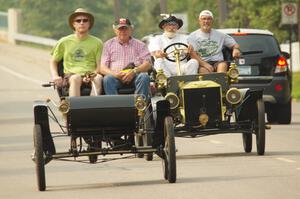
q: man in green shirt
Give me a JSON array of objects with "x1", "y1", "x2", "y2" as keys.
[{"x1": 50, "y1": 8, "x2": 103, "y2": 96}]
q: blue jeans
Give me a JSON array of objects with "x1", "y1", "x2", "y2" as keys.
[{"x1": 103, "y1": 73, "x2": 150, "y2": 99}]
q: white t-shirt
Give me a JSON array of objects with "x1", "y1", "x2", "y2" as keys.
[
  {"x1": 188, "y1": 29, "x2": 236, "y2": 62},
  {"x1": 148, "y1": 33, "x2": 189, "y2": 74}
]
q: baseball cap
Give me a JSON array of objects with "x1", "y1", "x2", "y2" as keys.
[
  {"x1": 199, "y1": 10, "x2": 214, "y2": 19},
  {"x1": 113, "y1": 18, "x2": 133, "y2": 29}
]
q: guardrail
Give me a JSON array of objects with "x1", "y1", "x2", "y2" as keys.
[
  {"x1": 0, "y1": 8, "x2": 57, "y2": 46},
  {"x1": 14, "y1": 33, "x2": 57, "y2": 46}
]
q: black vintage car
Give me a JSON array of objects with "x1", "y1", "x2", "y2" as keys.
[
  {"x1": 32, "y1": 66, "x2": 176, "y2": 191},
  {"x1": 151, "y1": 42, "x2": 266, "y2": 155}
]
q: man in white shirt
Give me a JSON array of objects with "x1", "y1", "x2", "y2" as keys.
[
  {"x1": 188, "y1": 10, "x2": 241, "y2": 73},
  {"x1": 149, "y1": 15, "x2": 211, "y2": 77}
]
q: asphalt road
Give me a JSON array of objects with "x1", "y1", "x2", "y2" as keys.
[{"x1": 0, "y1": 43, "x2": 300, "y2": 199}]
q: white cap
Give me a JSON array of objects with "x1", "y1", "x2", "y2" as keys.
[{"x1": 199, "y1": 10, "x2": 213, "y2": 19}]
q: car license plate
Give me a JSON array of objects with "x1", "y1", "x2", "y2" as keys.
[{"x1": 238, "y1": 66, "x2": 251, "y2": 75}]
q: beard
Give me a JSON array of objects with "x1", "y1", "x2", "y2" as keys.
[{"x1": 164, "y1": 31, "x2": 176, "y2": 38}]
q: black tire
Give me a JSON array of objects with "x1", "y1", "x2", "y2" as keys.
[
  {"x1": 88, "y1": 141, "x2": 100, "y2": 164},
  {"x1": 267, "y1": 100, "x2": 291, "y2": 124},
  {"x1": 255, "y1": 99, "x2": 266, "y2": 155},
  {"x1": 33, "y1": 124, "x2": 46, "y2": 191},
  {"x1": 162, "y1": 116, "x2": 176, "y2": 183},
  {"x1": 266, "y1": 108, "x2": 277, "y2": 123},
  {"x1": 135, "y1": 134, "x2": 144, "y2": 158},
  {"x1": 143, "y1": 109, "x2": 153, "y2": 161},
  {"x1": 242, "y1": 133, "x2": 252, "y2": 153},
  {"x1": 276, "y1": 99, "x2": 291, "y2": 124}
]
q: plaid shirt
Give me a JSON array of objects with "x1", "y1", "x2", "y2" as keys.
[{"x1": 101, "y1": 37, "x2": 151, "y2": 72}]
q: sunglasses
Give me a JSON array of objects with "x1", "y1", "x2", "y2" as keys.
[{"x1": 74, "y1": 19, "x2": 89, "y2": 23}]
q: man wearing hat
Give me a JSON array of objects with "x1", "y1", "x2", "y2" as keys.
[
  {"x1": 50, "y1": 8, "x2": 103, "y2": 96},
  {"x1": 100, "y1": 18, "x2": 151, "y2": 99},
  {"x1": 148, "y1": 15, "x2": 211, "y2": 77},
  {"x1": 188, "y1": 10, "x2": 241, "y2": 73}
]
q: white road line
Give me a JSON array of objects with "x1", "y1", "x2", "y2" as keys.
[
  {"x1": 0, "y1": 64, "x2": 43, "y2": 85},
  {"x1": 275, "y1": 157, "x2": 297, "y2": 163},
  {"x1": 209, "y1": 140, "x2": 223, "y2": 144}
]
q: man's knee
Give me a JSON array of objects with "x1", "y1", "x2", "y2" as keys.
[
  {"x1": 199, "y1": 67, "x2": 210, "y2": 74},
  {"x1": 93, "y1": 74, "x2": 103, "y2": 84},
  {"x1": 188, "y1": 58, "x2": 199, "y2": 71},
  {"x1": 103, "y1": 74, "x2": 116, "y2": 84},
  {"x1": 69, "y1": 74, "x2": 82, "y2": 84},
  {"x1": 216, "y1": 62, "x2": 228, "y2": 72},
  {"x1": 136, "y1": 73, "x2": 150, "y2": 84}
]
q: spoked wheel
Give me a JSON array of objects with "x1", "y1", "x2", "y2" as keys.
[
  {"x1": 162, "y1": 116, "x2": 176, "y2": 183},
  {"x1": 33, "y1": 124, "x2": 46, "y2": 191},
  {"x1": 255, "y1": 99, "x2": 266, "y2": 155},
  {"x1": 143, "y1": 109, "x2": 153, "y2": 161},
  {"x1": 242, "y1": 133, "x2": 252, "y2": 153}
]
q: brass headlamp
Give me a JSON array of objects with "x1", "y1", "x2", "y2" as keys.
[
  {"x1": 227, "y1": 62, "x2": 239, "y2": 83},
  {"x1": 58, "y1": 99, "x2": 70, "y2": 114},
  {"x1": 226, "y1": 88, "x2": 242, "y2": 105},
  {"x1": 135, "y1": 95, "x2": 147, "y2": 116},
  {"x1": 165, "y1": 92, "x2": 180, "y2": 110},
  {"x1": 155, "y1": 69, "x2": 167, "y2": 89}
]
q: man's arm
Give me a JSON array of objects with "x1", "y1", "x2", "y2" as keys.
[
  {"x1": 50, "y1": 57, "x2": 63, "y2": 87},
  {"x1": 232, "y1": 43, "x2": 241, "y2": 58},
  {"x1": 188, "y1": 45, "x2": 214, "y2": 73},
  {"x1": 122, "y1": 60, "x2": 151, "y2": 84}
]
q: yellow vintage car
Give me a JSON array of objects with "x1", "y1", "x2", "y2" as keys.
[{"x1": 151, "y1": 42, "x2": 266, "y2": 156}]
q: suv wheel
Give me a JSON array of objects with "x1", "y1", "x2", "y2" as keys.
[
  {"x1": 267, "y1": 99, "x2": 291, "y2": 124},
  {"x1": 276, "y1": 99, "x2": 291, "y2": 124}
]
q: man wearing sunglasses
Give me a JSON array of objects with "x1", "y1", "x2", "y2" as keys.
[{"x1": 50, "y1": 8, "x2": 103, "y2": 96}]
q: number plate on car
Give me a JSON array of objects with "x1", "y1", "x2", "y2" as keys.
[{"x1": 238, "y1": 66, "x2": 252, "y2": 75}]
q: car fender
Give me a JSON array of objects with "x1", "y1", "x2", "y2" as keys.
[
  {"x1": 150, "y1": 96, "x2": 170, "y2": 129},
  {"x1": 33, "y1": 100, "x2": 56, "y2": 155},
  {"x1": 236, "y1": 89, "x2": 263, "y2": 121}
]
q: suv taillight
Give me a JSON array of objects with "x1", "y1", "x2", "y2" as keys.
[{"x1": 275, "y1": 56, "x2": 288, "y2": 73}]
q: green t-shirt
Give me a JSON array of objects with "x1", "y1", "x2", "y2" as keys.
[{"x1": 51, "y1": 34, "x2": 103, "y2": 75}]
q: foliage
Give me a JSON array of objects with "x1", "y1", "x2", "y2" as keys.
[
  {"x1": 292, "y1": 72, "x2": 300, "y2": 100},
  {"x1": 0, "y1": 0, "x2": 298, "y2": 43}
]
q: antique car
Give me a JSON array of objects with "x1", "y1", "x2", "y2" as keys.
[
  {"x1": 152, "y1": 42, "x2": 266, "y2": 155},
  {"x1": 32, "y1": 65, "x2": 177, "y2": 191}
]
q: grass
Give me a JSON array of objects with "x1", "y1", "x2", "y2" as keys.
[{"x1": 292, "y1": 72, "x2": 300, "y2": 101}]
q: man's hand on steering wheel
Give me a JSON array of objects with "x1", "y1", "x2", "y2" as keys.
[
  {"x1": 163, "y1": 42, "x2": 189, "y2": 62},
  {"x1": 154, "y1": 50, "x2": 167, "y2": 59}
]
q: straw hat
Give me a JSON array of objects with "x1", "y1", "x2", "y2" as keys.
[{"x1": 68, "y1": 8, "x2": 94, "y2": 30}]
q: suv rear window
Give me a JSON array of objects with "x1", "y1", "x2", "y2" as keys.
[{"x1": 231, "y1": 34, "x2": 280, "y2": 57}]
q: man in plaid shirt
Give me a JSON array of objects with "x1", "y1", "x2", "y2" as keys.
[{"x1": 100, "y1": 18, "x2": 151, "y2": 99}]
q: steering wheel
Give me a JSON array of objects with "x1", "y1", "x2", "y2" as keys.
[{"x1": 163, "y1": 42, "x2": 189, "y2": 62}]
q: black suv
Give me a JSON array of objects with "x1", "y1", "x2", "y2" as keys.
[{"x1": 219, "y1": 28, "x2": 292, "y2": 124}]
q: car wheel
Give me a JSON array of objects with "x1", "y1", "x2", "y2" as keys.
[
  {"x1": 135, "y1": 134, "x2": 144, "y2": 158},
  {"x1": 266, "y1": 108, "x2": 277, "y2": 123},
  {"x1": 276, "y1": 99, "x2": 291, "y2": 124},
  {"x1": 33, "y1": 124, "x2": 46, "y2": 191},
  {"x1": 267, "y1": 99, "x2": 291, "y2": 124},
  {"x1": 143, "y1": 109, "x2": 153, "y2": 161},
  {"x1": 255, "y1": 99, "x2": 266, "y2": 155},
  {"x1": 88, "y1": 141, "x2": 100, "y2": 164},
  {"x1": 162, "y1": 116, "x2": 176, "y2": 183},
  {"x1": 242, "y1": 133, "x2": 252, "y2": 153}
]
